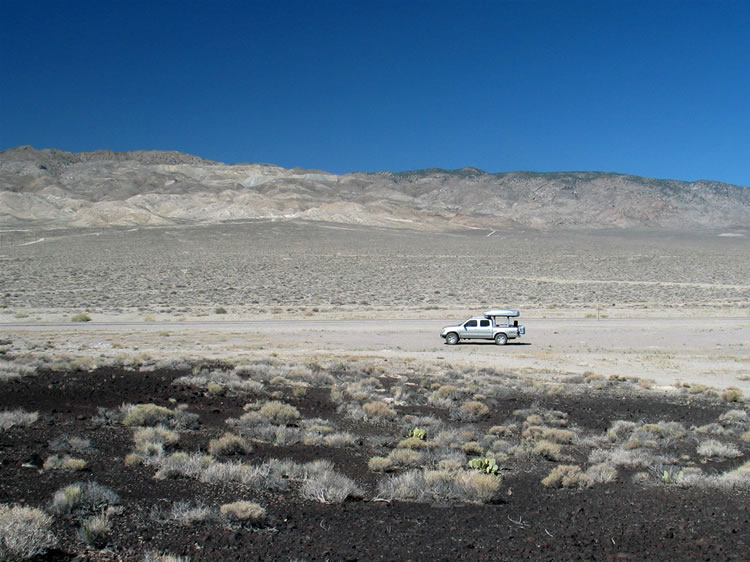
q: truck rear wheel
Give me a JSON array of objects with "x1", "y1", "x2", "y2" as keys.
[
  {"x1": 445, "y1": 332, "x2": 459, "y2": 345},
  {"x1": 494, "y1": 333, "x2": 508, "y2": 345}
]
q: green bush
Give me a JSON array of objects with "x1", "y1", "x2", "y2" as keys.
[{"x1": 71, "y1": 313, "x2": 91, "y2": 322}]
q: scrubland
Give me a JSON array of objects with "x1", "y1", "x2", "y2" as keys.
[{"x1": 1, "y1": 221, "x2": 749, "y2": 559}]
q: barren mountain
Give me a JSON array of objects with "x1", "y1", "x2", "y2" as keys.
[{"x1": 1, "y1": 145, "x2": 748, "y2": 230}]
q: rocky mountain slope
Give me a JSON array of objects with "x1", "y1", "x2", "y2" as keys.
[{"x1": 1, "y1": 145, "x2": 748, "y2": 230}]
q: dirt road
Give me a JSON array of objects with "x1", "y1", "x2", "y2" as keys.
[{"x1": 3, "y1": 316, "x2": 749, "y2": 393}]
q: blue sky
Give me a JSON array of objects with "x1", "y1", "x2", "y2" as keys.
[{"x1": 2, "y1": 0, "x2": 750, "y2": 186}]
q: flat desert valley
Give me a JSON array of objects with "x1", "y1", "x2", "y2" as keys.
[{"x1": 1, "y1": 221, "x2": 749, "y2": 560}]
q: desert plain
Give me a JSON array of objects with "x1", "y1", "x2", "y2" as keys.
[{"x1": 1, "y1": 220, "x2": 749, "y2": 560}]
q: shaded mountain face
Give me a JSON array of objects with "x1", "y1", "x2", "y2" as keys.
[{"x1": 1, "y1": 145, "x2": 748, "y2": 230}]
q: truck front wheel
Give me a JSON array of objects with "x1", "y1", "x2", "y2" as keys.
[
  {"x1": 445, "y1": 332, "x2": 459, "y2": 345},
  {"x1": 494, "y1": 333, "x2": 508, "y2": 345}
]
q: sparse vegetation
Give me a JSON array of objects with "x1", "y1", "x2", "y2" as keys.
[
  {"x1": 0, "y1": 504, "x2": 57, "y2": 560},
  {"x1": 219, "y1": 501, "x2": 265, "y2": 523},
  {"x1": 0, "y1": 408, "x2": 38, "y2": 431}
]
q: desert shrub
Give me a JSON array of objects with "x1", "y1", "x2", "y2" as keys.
[
  {"x1": 208, "y1": 433, "x2": 251, "y2": 456},
  {"x1": 174, "y1": 370, "x2": 264, "y2": 396},
  {"x1": 78, "y1": 513, "x2": 110, "y2": 547},
  {"x1": 376, "y1": 469, "x2": 501, "y2": 504},
  {"x1": 258, "y1": 401, "x2": 300, "y2": 424},
  {"x1": 722, "y1": 387, "x2": 744, "y2": 403},
  {"x1": 368, "y1": 456, "x2": 392, "y2": 472},
  {"x1": 214, "y1": 306, "x2": 228, "y2": 314},
  {"x1": 219, "y1": 501, "x2": 265, "y2": 523},
  {"x1": 696, "y1": 439, "x2": 742, "y2": 459},
  {"x1": 541, "y1": 465, "x2": 593, "y2": 488},
  {"x1": 461, "y1": 441, "x2": 484, "y2": 455},
  {"x1": 71, "y1": 313, "x2": 91, "y2": 322},
  {"x1": 134, "y1": 425, "x2": 179, "y2": 451},
  {"x1": 199, "y1": 461, "x2": 286, "y2": 492},
  {"x1": 453, "y1": 400, "x2": 490, "y2": 421},
  {"x1": 397, "y1": 437, "x2": 429, "y2": 450},
  {"x1": 607, "y1": 420, "x2": 637, "y2": 442},
  {"x1": 0, "y1": 504, "x2": 57, "y2": 560},
  {"x1": 743, "y1": 431, "x2": 750, "y2": 442},
  {"x1": 50, "y1": 481, "x2": 119, "y2": 514},
  {"x1": 716, "y1": 461, "x2": 750, "y2": 490},
  {"x1": 533, "y1": 440, "x2": 562, "y2": 461},
  {"x1": 43, "y1": 455, "x2": 88, "y2": 471},
  {"x1": 488, "y1": 425, "x2": 516, "y2": 437},
  {"x1": 718, "y1": 409, "x2": 750, "y2": 426},
  {"x1": 300, "y1": 466, "x2": 363, "y2": 504},
  {"x1": 541, "y1": 428, "x2": 575, "y2": 444},
  {"x1": 435, "y1": 385, "x2": 460, "y2": 399},
  {"x1": 586, "y1": 462, "x2": 618, "y2": 483},
  {"x1": 0, "y1": 408, "x2": 38, "y2": 431},
  {"x1": 152, "y1": 452, "x2": 214, "y2": 480},
  {"x1": 121, "y1": 404, "x2": 174, "y2": 427},
  {"x1": 588, "y1": 447, "x2": 670, "y2": 470},
  {"x1": 363, "y1": 401, "x2": 397, "y2": 420},
  {"x1": 169, "y1": 502, "x2": 216, "y2": 525},
  {"x1": 387, "y1": 448, "x2": 423, "y2": 468},
  {"x1": 323, "y1": 432, "x2": 356, "y2": 448}
]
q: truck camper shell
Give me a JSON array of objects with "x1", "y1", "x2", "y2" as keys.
[{"x1": 484, "y1": 309, "x2": 520, "y2": 318}]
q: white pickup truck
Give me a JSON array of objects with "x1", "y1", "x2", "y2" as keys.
[{"x1": 440, "y1": 309, "x2": 526, "y2": 345}]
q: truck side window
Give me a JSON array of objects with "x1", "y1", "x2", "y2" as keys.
[
  {"x1": 480, "y1": 320, "x2": 490, "y2": 327},
  {"x1": 465, "y1": 320, "x2": 477, "y2": 327}
]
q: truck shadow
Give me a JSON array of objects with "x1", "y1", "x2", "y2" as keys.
[{"x1": 448, "y1": 341, "x2": 532, "y2": 346}]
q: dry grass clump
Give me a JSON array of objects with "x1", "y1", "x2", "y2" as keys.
[
  {"x1": 0, "y1": 408, "x2": 39, "y2": 431},
  {"x1": 152, "y1": 452, "x2": 215, "y2": 480},
  {"x1": 696, "y1": 439, "x2": 742, "y2": 459},
  {"x1": 376, "y1": 469, "x2": 502, "y2": 504},
  {"x1": 0, "y1": 504, "x2": 57, "y2": 560},
  {"x1": 722, "y1": 387, "x2": 744, "y2": 403},
  {"x1": 397, "y1": 436, "x2": 430, "y2": 450},
  {"x1": 121, "y1": 403, "x2": 174, "y2": 427},
  {"x1": 219, "y1": 501, "x2": 265, "y2": 523},
  {"x1": 369, "y1": 448, "x2": 425, "y2": 472},
  {"x1": 541, "y1": 465, "x2": 593, "y2": 488},
  {"x1": 133, "y1": 425, "x2": 180, "y2": 457},
  {"x1": 532, "y1": 440, "x2": 563, "y2": 461},
  {"x1": 175, "y1": 368, "x2": 265, "y2": 396},
  {"x1": 461, "y1": 441, "x2": 484, "y2": 455},
  {"x1": 169, "y1": 502, "x2": 217, "y2": 525},
  {"x1": 300, "y1": 464, "x2": 363, "y2": 504},
  {"x1": 368, "y1": 456, "x2": 393, "y2": 472},
  {"x1": 488, "y1": 424, "x2": 516, "y2": 437},
  {"x1": 43, "y1": 455, "x2": 88, "y2": 471},
  {"x1": 452, "y1": 400, "x2": 490, "y2": 421},
  {"x1": 586, "y1": 462, "x2": 618, "y2": 483},
  {"x1": 50, "y1": 481, "x2": 120, "y2": 515},
  {"x1": 540, "y1": 428, "x2": 575, "y2": 444},
  {"x1": 78, "y1": 512, "x2": 110, "y2": 547},
  {"x1": 323, "y1": 432, "x2": 356, "y2": 448},
  {"x1": 208, "y1": 433, "x2": 251, "y2": 456},
  {"x1": 0, "y1": 358, "x2": 36, "y2": 381},
  {"x1": 363, "y1": 401, "x2": 397, "y2": 420},
  {"x1": 257, "y1": 401, "x2": 300, "y2": 424}
]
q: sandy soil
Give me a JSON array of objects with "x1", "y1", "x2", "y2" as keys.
[{"x1": 3, "y1": 316, "x2": 749, "y2": 395}]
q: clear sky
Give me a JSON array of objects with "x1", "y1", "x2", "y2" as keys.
[{"x1": 2, "y1": 0, "x2": 750, "y2": 186}]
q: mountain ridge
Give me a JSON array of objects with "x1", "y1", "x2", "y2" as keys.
[{"x1": 1, "y1": 145, "x2": 748, "y2": 231}]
